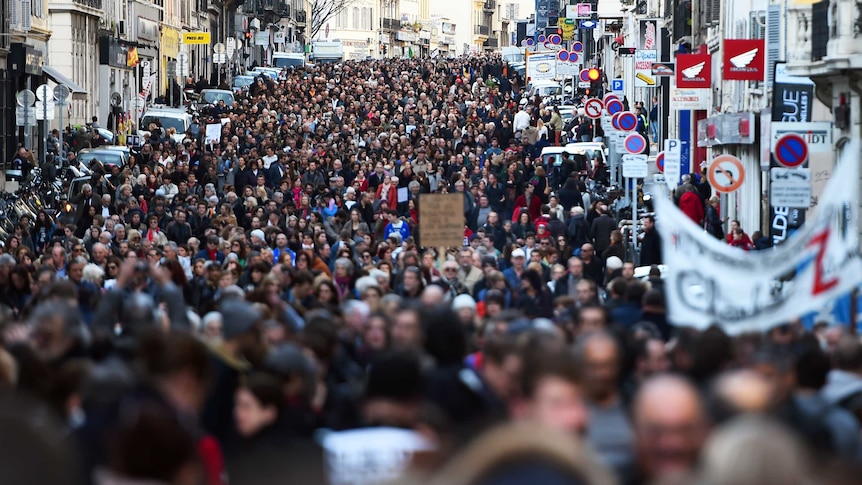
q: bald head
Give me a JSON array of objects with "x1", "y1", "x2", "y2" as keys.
[
  {"x1": 634, "y1": 374, "x2": 708, "y2": 480},
  {"x1": 421, "y1": 284, "x2": 446, "y2": 307}
]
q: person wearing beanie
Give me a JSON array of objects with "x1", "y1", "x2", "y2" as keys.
[
  {"x1": 202, "y1": 298, "x2": 263, "y2": 444},
  {"x1": 452, "y1": 294, "x2": 478, "y2": 330}
]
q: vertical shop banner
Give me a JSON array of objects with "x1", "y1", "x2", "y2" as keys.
[
  {"x1": 771, "y1": 62, "x2": 814, "y2": 123},
  {"x1": 635, "y1": 50, "x2": 658, "y2": 87},
  {"x1": 639, "y1": 19, "x2": 658, "y2": 51},
  {"x1": 536, "y1": 0, "x2": 551, "y2": 32}
]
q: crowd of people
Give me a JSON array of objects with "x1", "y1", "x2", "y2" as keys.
[{"x1": 0, "y1": 53, "x2": 859, "y2": 485}]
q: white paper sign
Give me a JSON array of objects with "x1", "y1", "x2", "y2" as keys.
[
  {"x1": 205, "y1": 123, "x2": 221, "y2": 145},
  {"x1": 320, "y1": 427, "x2": 435, "y2": 485},
  {"x1": 655, "y1": 141, "x2": 862, "y2": 334}
]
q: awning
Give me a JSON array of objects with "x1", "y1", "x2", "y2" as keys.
[{"x1": 42, "y1": 65, "x2": 88, "y2": 100}]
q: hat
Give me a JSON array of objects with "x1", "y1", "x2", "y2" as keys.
[
  {"x1": 536, "y1": 222, "x2": 548, "y2": 230},
  {"x1": 606, "y1": 256, "x2": 623, "y2": 271},
  {"x1": 219, "y1": 299, "x2": 261, "y2": 339},
  {"x1": 345, "y1": 187, "x2": 355, "y2": 195},
  {"x1": 452, "y1": 294, "x2": 476, "y2": 312},
  {"x1": 250, "y1": 229, "x2": 266, "y2": 241},
  {"x1": 511, "y1": 248, "x2": 526, "y2": 259}
]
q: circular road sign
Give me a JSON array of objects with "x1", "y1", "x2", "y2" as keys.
[
  {"x1": 774, "y1": 133, "x2": 809, "y2": 168},
  {"x1": 579, "y1": 69, "x2": 592, "y2": 83},
  {"x1": 605, "y1": 98, "x2": 624, "y2": 115},
  {"x1": 525, "y1": 38, "x2": 535, "y2": 46},
  {"x1": 572, "y1": 41, "x2": 584, "y2": 52},
  {"x1": 707, "y1": 155, "x2": 746, "y2": 193},
  {"x1": 35, "y1": 84, "x2": 54, "y2": 101},
  {"x1": 611, "y1": 112, "x2": 623, "y2": 130},
  {"x1": 584, "y1": 99, "x2": 603, "y2": 119},
  {"x1": 548, "y1": 34, "x2": 562, "y2": 45},
  {"x1": 624, "y1": 133, "x2": 647, "y2": 154},
  {"x1": 567, "y1": 51, "x2": 579, "y2": 63},
  {"x1": 655, "y1": 152, "x2": 665, "y2": 172},
  {"x1": 558, "y1": 50, "x2": 570, "y2": 62},
  {"x1": 603, "y1": 93, "x2": 619, "y2": 104},
  {"x1": 16, "y1": 89, "x2": 35, "y2": 107},
  {"x1": 53, "y1": 84, "x2": 70, "y2": 102},
  {"x1": 616, "y1": 111, "x2": 638, "y2": 132},
  {"x1": 537, "y1": 34, "x2": 546, "y2": 43}
]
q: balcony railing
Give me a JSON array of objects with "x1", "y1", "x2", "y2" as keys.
[
  {"x1": 381, "y1": 18, "x2": 401, "y2": 30},
  {"x1": 474, "y1": 25, "x2": 489, "y2": 36},
  {"x1": 483, "y1": 0, "x2": 496, "y2": 11},
  {"x1": 485, "y1": 37, "x2": 498, "y2": 48},
  {"x1": 74, "y1": 0, "x2": 102, "y2": 9}
]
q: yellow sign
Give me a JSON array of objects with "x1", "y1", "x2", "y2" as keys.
[
  {"x1": 561, "y1": 21, "x2": 576, "y2": 40},
  {"x1": 183, "y1": 32, "x2": 211, "y2": 44}
]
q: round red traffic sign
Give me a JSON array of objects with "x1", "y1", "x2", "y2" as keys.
[
  {"x1": 605, "y1": 99, "x2": 624, "y2": 115},
  {"x1": 655, "y1": 152, "x2": 665, "y2": 172},
  {"x1": 558, "y1": 50, "x2": 570, "y2": 61},
  {"x1": 584, "y1": 99, "x2": 603, "y2": 119},
  {"x1": 548, "y1": 34, "x2": 562, "y2": 45},
  {"x1": 774, "y1": 133, "x2": 809, "y2": 168},
  {"x1": 567, "y1": 52, "x2": 579, "y2": 63},
  {"x1": 611, "y1": 112, "x2": 623, "y2": 130},
  {"x1": 537, "y1": 34, "x2": 546, "y2": 43},
  {"x1": 707, "y1": 155, "x2": 746, "y2": 193},
  {"x1": 624, "y1": 133, "x2": 647, "y2": 154},
  {"x1": 617, "y1": 111, "x2": 638, "y2": 132},
  {"x1": 579, "y1": 69, "x2": 592, "y2": 83},
  {"x1": 572, "y1": 41, "x2": 584, "y2": 52},
  {"x1": 603, "y1": 93, "x2": 619, "y2": 104}
]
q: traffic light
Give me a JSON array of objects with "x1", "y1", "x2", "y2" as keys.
[
  {"x1": 245, "y1": 30, "x2": 252, "y2": 41},
  {"x1": 587, "y1": 68, "x2": 601, "y2": 81}
]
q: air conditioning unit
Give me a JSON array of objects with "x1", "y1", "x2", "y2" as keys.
[{"x1": 118, "y1": 20, "x2": 126, "y2": 35}]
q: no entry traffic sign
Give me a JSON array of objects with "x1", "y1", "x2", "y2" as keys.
[
  {"x1": 584, "y1": 99, "x2": 603, "y2": 119},
  {"x1": 707, "y1": 155, "x2": 746, "y2": 193},
  {"x1": 774, "y1": 133, "x2": 809, "y2": 168},
  {"x1": 605, "y1": 99, "x2": 623, "y2": 115},
  {"x1": 655, "y1": 151, "x2": 665, "y2": 172},
  {"x1": 624, "y1": 133, "x2": 647, "y2": 154},
  {"x1": 617, "y1": 111, "x2": 638, "y2": 132}
]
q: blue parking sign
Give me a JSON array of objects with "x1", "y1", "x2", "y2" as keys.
[{"x1": 611, "y1": 79, "x2": 624, "y2": 93}]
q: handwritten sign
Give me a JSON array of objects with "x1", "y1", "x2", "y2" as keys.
[
  {"x1": 419, "y1": 193, "x2": 464, "y2": 248},
  {"x1": 205, "y1": 123, "x2": 221, "y2": 145}
]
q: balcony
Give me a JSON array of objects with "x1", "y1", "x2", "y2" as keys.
[
  {"x1": 474, "y1": 25, "x2": 489, "y2": 36},
  {"x1": 484, "y1": 37, "x2": 498, "y2": 48},
  {"x1": 786, "y1": 0, "x2": 862, "y2": 79},
  {"x1": 296, "y1": 9, "x2": 306, "y2": 24},
  {"x1": 483, "y1": 0, "x2": 496, "y2": 11},
  {"x1": 381, "y1": 18, "x2": 401, "y2": 31},
  {"x1": 73, "y1": 0, "x2": 102, "y2": 9}
]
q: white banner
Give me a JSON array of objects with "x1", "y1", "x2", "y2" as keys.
[
  {"x1": 655, "y1": 141, "x2": 862, "y2": 334},
  {"x1": 205, "y1": 123, "x2": 221, "y2": 145}
]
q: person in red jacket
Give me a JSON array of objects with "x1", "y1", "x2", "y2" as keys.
[
  {"x1": 679, "y1": 184, "x2": 704, "y2": 226},
  {"x1": 513, "y1": 182, "x2": 543, "y2": 223}
]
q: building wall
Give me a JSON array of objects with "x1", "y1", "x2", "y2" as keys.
[{"x1": 328, "y1": 0, "x2": 378, "y2": 58}]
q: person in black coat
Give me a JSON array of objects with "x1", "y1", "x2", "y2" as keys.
[
  {"x1": 639, "y1": 215, "x2": 662, "y2": 267},
  {"x1": 590, "y1": 205, "x2": 617, "y2": 255},
  {"x1": 558, "y1": 177, "x2": 583, "y2": 212}
]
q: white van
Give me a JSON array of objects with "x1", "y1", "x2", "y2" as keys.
[
  {"x1": 271, "y1": 52, "x2": 306, "y2": 70},
  {"x1": 139, "y1": 105, "x2": 192, "y2": 143}
]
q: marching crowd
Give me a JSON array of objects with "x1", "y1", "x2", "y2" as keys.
[{"x1": 0, "y1": 54, "x2": 860, "y2": 485}]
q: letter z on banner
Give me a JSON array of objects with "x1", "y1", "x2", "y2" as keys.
[{"x1": 654, "y1": 141, "x2": 862, "y2": 335}]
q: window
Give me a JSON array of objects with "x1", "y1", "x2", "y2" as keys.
[{"x1": 352, "y1": 7, "x2": 359, "y2": 29}]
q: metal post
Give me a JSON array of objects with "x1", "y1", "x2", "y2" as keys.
[
  {"x1": 632, "y1": 178, "x2": 638, "y2": 264},
  {"x1": 41, "y1": 93, "x2": 47, "y2": 165},
  {"x1": 58, "y1": 101, "x2": 64, "y2": 157},
  {"x1": 24, "y1": 78, "x2": 32, "y2": 150}
]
